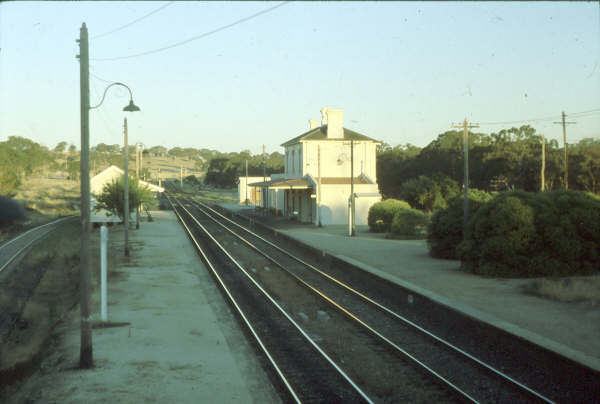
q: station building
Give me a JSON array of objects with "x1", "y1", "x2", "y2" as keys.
[{"x1": 248, "y1": 107, "x2": 381, "y2": 225}]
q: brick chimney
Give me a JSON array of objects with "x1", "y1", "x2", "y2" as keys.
[
  {"x1": 325, "y1": 108, "x2": 344, "y2": 139},
  {"x1": 309, "y1": 119, "x2": 319, "y2": 130}
]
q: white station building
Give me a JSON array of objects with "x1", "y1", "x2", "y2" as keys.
[{"x1": 249, "y1": 107, "x2": 381, "y2": 225}]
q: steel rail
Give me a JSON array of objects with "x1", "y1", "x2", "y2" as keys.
[
  {"x1": 184, "y1": 198, "x2": 479, "y2": 403},
  {"x1": 0, "y1": 216, "x2": 75, "y2": 273},
  {"x1": 189, "y1": 197, "x2": 556, "y2": 404},
  {"x1": 169, "y1": 195, "x2": 374, "y2": 403},
  {"x1": 165, "y1": 195, "x2": 301, "y2": 403}
]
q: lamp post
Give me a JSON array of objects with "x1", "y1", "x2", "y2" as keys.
[
  {"x1": 90, "y1": 83, "x2": 140, "y2": 257},
  {"x1": 79, "y1": 23, "x2": 139, "y2": 368}
]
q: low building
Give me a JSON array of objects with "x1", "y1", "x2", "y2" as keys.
[
  {"x1": 91, "y1": 165, "x2": 165, "y2": 196},
  {"x1": 250, "y1": 107, "x2": 381, "y2": 225}
]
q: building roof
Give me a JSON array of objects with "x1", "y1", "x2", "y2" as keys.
[
  {"x1": 248, "y1": 177, "x2": 311, "y2": 189},
  {"x1": 91, "y1": 165, "x2": 165, "y2": 193},
  {"x1": 280, "y1": 125, "x2": 379, "y2": 147},
  {"x1": 248, "y1": 175, "x2": 373, "y2": 189},
  {"x1": 319, "y1": 177, "x2": 372, "y2": 185}
]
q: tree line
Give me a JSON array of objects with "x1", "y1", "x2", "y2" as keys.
[
  {"x1": 203, "y1": 150, "x2": 284, "y2": 188},
  {"x1": 377, "y1": 125, "x2": 600, "y2": 212}
]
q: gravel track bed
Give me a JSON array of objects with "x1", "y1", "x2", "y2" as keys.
[
  {"x1": 179, "y1": 198, "x2": 461, "y2": 403},
  {"x1": 173, "y1": 199, "x2": 369, "y2": 403},
  {"x1": 202, "y1": 200, "x2": 600, "y2": 404}
]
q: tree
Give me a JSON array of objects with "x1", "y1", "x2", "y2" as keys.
[
  {"x1": 95, "y1": 176, "x2": 154, "y2": 220},
  {"x1": 54, "y1": 141, "x2": 68, "y2": 153},
  {"x1": 68, "y1": 144, "x2": 77, "y2": 153}
]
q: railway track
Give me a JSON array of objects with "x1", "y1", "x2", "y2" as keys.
[
  {"x1": 0, "y1": 216, "x2": 75, "y2": 275},
  {"x1": 167, "y1": 191, "x2": 574, "y2": 403}
]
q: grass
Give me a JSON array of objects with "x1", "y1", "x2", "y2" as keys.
[
  {"x1": 0, "y1": 218, "x2": 111, "y2": 390},
  {"x1": 523, "y1": 276, "x2": 600, "y2": 305}
]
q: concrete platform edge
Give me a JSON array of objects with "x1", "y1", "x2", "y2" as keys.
[{"x1": 336, "y1": 254, "x2": 600, "y2": 373}]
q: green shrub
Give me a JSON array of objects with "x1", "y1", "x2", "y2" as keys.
[
  {"x1": 458, "y1": 190, "x2": 600, "y2": 277},
  {"x1": 95, "y1": 176, "x2": 154, "y2": 220},
  {"x1": 427, "y1": 189, "x2": 492, "y2": 259},
  {"x1": 368, "y1": 199, "x2": 411, "y2": 232},
  {"x1": 390, "y1": 207, "x2": 430, "y2": 239},
  {"x1": 399, "y1": 174, "x2": 459, "y2": 212}
]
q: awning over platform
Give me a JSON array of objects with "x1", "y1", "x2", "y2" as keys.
[{"x1": 248, "y1": 177, "x2": 312, "y2": 189}]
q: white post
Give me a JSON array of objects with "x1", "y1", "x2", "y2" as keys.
[{"x1": 100, "y1": 225, "x2": 108, "y2": 322}]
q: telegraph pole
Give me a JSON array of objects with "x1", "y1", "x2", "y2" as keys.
[
  {"x1": 452, "y1": 118, "x2": 479, "y2": 238},
  {"x1": 245, "y1": 159, "x2": 248, "y2": 205},
  {"x1": 262, "y1": 145, "x2": 267, "y2": 214},
  {"x1": 554, "y1": 111, "x2": 576, "y2": 189},
  {"x1": 77, "y1": 22, "x2": 93, "y2": 368},
  {"x1": 541, "y1": 135, "x2": 546, "y2": 191},
  {"x1": 123, "y1": 118, "x2": 130, "y2": 256},
  {"x1": 350, "y1": 140, "x2": 355, "y2": 237},
  {"x1": 317, "y1": 145, "x2": 322, "y2": 227}
]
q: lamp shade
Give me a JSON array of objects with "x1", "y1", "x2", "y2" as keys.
[{"x1": 123, "y1": 99, "x2": 140, "y2": 112}]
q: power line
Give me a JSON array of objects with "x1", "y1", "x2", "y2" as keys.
[
  {"x1": 90, "y1": 2, "x2": 175, "y2": 40},
  {"x1": 91, "y1": 2, "x2": 289, "y2": 62},
  {"x1": 479, "y1": 108, "x2": 600, "y2": 126},
  {"x1": 89, "y1": 70, "x2": 113, "y2": 84}
]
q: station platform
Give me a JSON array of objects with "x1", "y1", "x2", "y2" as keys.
[
  {"x1": 6, "y1": 210, "x2": 281, "y2": 404},
  {"x1": 221, "y1": 204, "x2": 600, "y2": 373}
]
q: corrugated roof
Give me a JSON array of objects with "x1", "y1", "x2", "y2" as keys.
[
  {"x1": 281, "y1": 125, "x2": 379, "y2": 147},
  {"x1": 320, "y1": 177, "x2": 372, "y2": 185},
  {"x1": 248, "y1": 177, "x2": 311, "y2": 189}
]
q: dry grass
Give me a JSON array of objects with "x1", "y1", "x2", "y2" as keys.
[
  {"x1": 13, "y1": 177, "x2": 79, "y2": 219},
  {"x1": 524, "y1": 275, "x2": 600, "y2": 305},
  {"x1": 0, "y1": 218, "x2": 111, "y2": 389}
]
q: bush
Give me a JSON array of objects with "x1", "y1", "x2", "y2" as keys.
[
  {"x1": 390, "y1": 208, "x2": 430, "y2": 239},
  {"x1": 427, "y1": 189, "x2": 492, "y2": 259},
  {"x1": 368, "y1": 199, "x2": 411, "y2": 232},
  {"x1": 458, "y1": 190, "x2": 600, "y2": 277},
  {"x1": 95, "y1": 176, "x2": 154, "y2": 220},
  {"x1": 399, "y1": 174, "x2": 459, "y2": 212},
  {"x1": 0, "y1": 196, "x2": 25, "y2": 224}
]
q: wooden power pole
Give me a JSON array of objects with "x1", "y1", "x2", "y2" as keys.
[
  {"x1": 554, "y1": 111, "x2": 576, "y2": 189},
  {"x1": 77, "y1": 22, "x2": 93, "y2": 368},
  {"x1": 452, "y1": 118, "x2": 479, "y2": 238},
  {"x1": 541, "y1": 135, "x2": 546, "y2": 191}
]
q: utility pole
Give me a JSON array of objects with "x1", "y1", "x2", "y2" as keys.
[
  {"x1": 317, "y1": 145, "x2": 322, "y2": 227},
  {"x1": 262, "y1": 144, "x2": 267, "y2": 215},
  {"x1": 77, "y1": 22, "x2": 93, "y2": 368},
  {"x1": 123, "y1": 118, "x2": 130, "y2": 257},
  {"x1": 180, "y1": 165, "x2": 183, "y2": 189},
  {"x1": 135, "y1": 144, "x2": 139, "y2": 178},
  {"x1": 452, "y1": 118, "x2": 479, "y2": 239},
  {"x1": 541, "y1": 135, "x2": 546, "y2": 191},
  {"x1": 245, "y1": 159, "x2": 248, "y2": 205},
  {"x1": 554, "y1": 111, "x2": 576, "y2": 189},
  {"x1": 350, "y1": 140, "x2": 355, "y2": 237}
]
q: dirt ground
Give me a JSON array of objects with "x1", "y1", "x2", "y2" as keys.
[{"x1": 0, "y1": 219, "x2": 108, "y2": 395}]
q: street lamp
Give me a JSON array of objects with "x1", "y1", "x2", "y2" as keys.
[{"x1": 90, "y1": 82, "x2": 141, "y2": 257}]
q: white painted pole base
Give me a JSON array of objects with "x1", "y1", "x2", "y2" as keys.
[{"x1": 100, "y1": 225, "x2": 108, "y2": 322}]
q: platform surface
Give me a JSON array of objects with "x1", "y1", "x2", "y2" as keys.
[{"x1": 6, "y1": 210, "x2": 281, "y2": 404}]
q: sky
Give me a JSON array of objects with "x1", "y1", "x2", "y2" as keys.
[{"x1": 1, "y1": 1, "x2": 599, "y2": 155}]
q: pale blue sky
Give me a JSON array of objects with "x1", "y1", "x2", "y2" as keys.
[{"x1": 1, "y1": 1, "x2": 599, "y2": 155}]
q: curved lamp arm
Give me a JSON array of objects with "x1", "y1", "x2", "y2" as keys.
[{"x1": 90, "y1": 82, "x2": 136, "y2": 110}]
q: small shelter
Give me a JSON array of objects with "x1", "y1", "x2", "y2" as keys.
[{"x1": 91, "y1": 165, "x2": 165, "y2": 195}]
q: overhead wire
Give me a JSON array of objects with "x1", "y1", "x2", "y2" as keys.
[
  {"x1": 90, "y1": 2, "x2": 175, "y2": 40},
  {"x1": 91, "y1": 1, "x2": 289, "y2": 61},
  {"x1": 479, "y1": 108, "x2": 600, "y2": 126}
]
